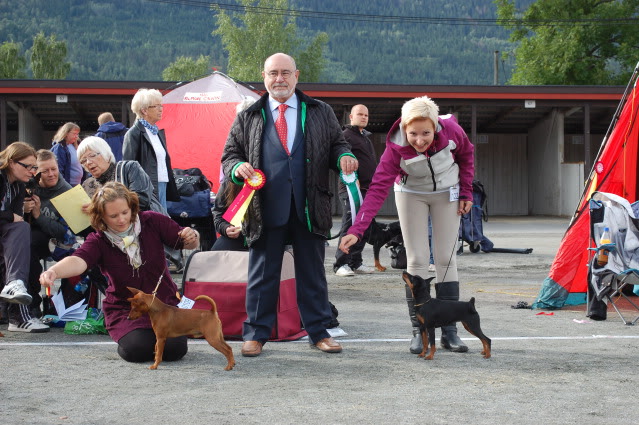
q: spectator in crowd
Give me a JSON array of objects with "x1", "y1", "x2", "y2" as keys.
[
  {"x1": 123, "y1": 89, "x2": 179, "y2": 210},
  {"x1": 40, "y1": 182, "x2": 200, "y2": 362},
  {"x1": 95, "y1": 112, "x2": 128, "y2": 162},
  {"x1": 339, "y1": 96, "x2": 475, "y2": 355},
  {"x1": 333, "y1": 104, "x2": 378, "y2": 277},
  {"x1": 0, "y1": 142, "x2": 49, "y2": 333},
  {"x1": 221, "y1": 52, "x2": 356, "y2": 357},
  {"x1": 23, "y1": 150, "x2": 74, "y2": 320},
  {"x1": 51, "y1": 122, "x2": 85, "y2": 186},
  {"x1": 79, "y1": 136, "x2": 183, "y2": 272},
  {"x1": 211, "y1": 179, "x2": 245, "y2": 251}
]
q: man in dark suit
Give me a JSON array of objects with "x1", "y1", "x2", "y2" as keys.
[{"x1": 222, "y1": 53, "x2": 358, "y2": 357}]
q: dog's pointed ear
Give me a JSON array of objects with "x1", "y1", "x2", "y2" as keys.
[{"x1": 128, "y1": 287, "x2": 141, "y2": 295}]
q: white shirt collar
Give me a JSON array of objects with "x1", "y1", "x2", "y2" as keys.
[{"x1": 268, "y1": 93, "x2": 298, "y2": 112}]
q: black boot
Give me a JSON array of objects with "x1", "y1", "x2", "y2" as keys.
[
  {"x1": 435, "y1": 281, "x2": 468, "y2": 353},
  {"x1": 405, "y1": 284, "x2": 422, "y2": 354}
]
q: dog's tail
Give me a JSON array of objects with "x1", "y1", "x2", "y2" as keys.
[
  {"x1": 469, "y1": 297, "x2": 478, "y2": 314},
  {"x1": 194, "y1": 295, "x2": 218, "y2": 313}
]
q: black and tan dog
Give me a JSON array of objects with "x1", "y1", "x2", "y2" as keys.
[
  {"x1": 368, "y1": 220, "x2": 403, "y2": 271},
  {"x1": 402, "y1": 271, "x2": 491, "y2": 360},
  {"x1": 127, "y1": 287, "x2": 235, "y2": 371}
]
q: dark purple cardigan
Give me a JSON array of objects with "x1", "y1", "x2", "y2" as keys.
[{"x1": 73, "y1": 211, "x2": 184, "y2": 342}]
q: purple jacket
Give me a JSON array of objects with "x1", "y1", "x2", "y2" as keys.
[
  {"x1": 73, "y1": 211, "x2": 185, "y2": 342},
  {"x1": 348, "y1": 114, "x2": 474, "y2": 239}
]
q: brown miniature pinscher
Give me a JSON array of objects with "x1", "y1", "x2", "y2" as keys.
[
  {"x1": 127, "y1": 287, "x2": 235, "y2": 371},
  {"x1": 402, "y1": 271, "x2": 491, "y2": 360}
]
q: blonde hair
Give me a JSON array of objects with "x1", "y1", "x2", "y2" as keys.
[
  {"x1": 131, "y1": 88, "x2": 163, "y2": 119},
  {"x1": 89, "y1": 182, "x2": 140, "y2": 232},
  {"x1": 401, "y1": 96, "x2": 439, "y2": 128},
  {"x1": 52, "y1": 122, "x2": 80, "y2": 144},
  {"x1": 0, "y1": 141, "x2": 37, "y2": 171},
  {"x1": 98, "y1": 112, "x2": 115, "y2": 125}
]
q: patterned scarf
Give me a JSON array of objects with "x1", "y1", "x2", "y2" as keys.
[
  {"x1": 104, "y1": 215, "x2": 143, "y2": 270},
  {"x1": 139, "y1": 119, "x2": 159, "y2": 135}
]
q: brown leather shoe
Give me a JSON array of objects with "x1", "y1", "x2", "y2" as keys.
[
  {"x1": 314, "y1": 337, "x2": 342, "y2": 353},
  {"x1": 241, "y1": 340, "x2": 263, "y2": 357}
]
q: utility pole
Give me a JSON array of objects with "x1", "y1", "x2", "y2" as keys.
[{"x1": 494, "y1": 50, "x2": 499, "y2": 85}]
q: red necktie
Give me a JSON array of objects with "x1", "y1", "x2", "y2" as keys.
[{"x1": 276, "y1": 104, "x2": 289, "y2": 154}]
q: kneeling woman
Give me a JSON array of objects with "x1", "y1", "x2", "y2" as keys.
[{"x1": 40, "y1": 182, "x2": 200, "y2": 362}]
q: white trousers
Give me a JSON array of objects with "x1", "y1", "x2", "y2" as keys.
[{"x1": 395, "y1": 190, "x2": 460, "y2": 282}]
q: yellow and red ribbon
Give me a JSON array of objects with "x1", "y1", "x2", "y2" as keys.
[{"x1": 222, "y1": 169, "x2": 266, "y2": 226}]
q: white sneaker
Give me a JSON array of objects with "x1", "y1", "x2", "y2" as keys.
[
  {"x1": 335, "y1": 265, "x2": 355, "y2": 277},
  {"x1": 353, "y1": 264, "x2": 376, "y2": 274},
  {"x1": 0, "y1": 280, "x2": 32, "y2": 305},
  {"x1": 428, "y1": 264, "x2": 436, "y2": 272},
  {"x1": 8, "y1": 318, "x2": 50, "y2": 333}
]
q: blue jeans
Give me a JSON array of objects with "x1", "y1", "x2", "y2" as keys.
[{"x1": 157, "y1": 182, "x2": 167, "y2": 210}]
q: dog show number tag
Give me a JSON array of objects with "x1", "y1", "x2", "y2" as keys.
[
  {"x1": 449, "y1": 185, "x2": 460, "y2": 202},
  {"x1": 177, "y1": 295, "x2": 195, "y2": 309}
]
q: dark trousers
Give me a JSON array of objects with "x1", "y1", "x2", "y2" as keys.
[
  {"x1": 334, "y1": 191, "x2": 369, "y2": 271},
  {"x1": 245, "y1": 207, "x2": 332, "y2": 344},
  {"x1": 117, "y1": 328, "x2": 188, "y2": 363},
  {"x1": 0, "y1": 221, "x2": 33, "y2": 322},
  {"x1": 211, "y1": 235, "x2": 247, "y2": 252}
]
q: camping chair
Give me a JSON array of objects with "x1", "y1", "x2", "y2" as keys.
[{"x1": 588, "y1": 191, "x2": 639, "y2": 325}]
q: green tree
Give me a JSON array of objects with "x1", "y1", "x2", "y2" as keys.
[
  {"x1": 212, "y1": 0, "x2": 328, "y2": 82},
  {"x1": 0, "y1": 41, "x2": 27, "y2": 79},
  {"x1": 495, "y1": 0, "x2": 639, "y2": 85},
  {"x1": 30, "y1": 32, "x2": 71, "y2": 79},
  {"x1": 162, "y1": 55, "x2": 211, "y2": 81}
]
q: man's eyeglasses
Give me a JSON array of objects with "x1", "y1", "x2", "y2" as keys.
[
  {"x1": 80, "y1": 152, "x2": 101, "y2": 166},
  {"x1": 16, "y1": 161, "x2": 38, "y2": 172},
  {"x1": 265, "y1": 70, "x2": 295, "y2": 79}
]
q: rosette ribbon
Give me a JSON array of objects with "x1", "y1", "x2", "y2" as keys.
[
  {"x1": 222, "y1": 169, "x2": 266, "y2": 226},
  {"x1": 341, "y1": 171, "x2": 362, "y2": 225}
]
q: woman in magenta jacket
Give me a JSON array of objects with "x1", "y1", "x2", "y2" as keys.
[{"x1": 340, "y1": 96, "x2": 475, "y2": 355}]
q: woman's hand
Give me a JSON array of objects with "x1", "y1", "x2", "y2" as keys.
[
  {"x1": 458, "y1": 200, "x2": 473, "y2": 215},
  {"x1": 30, "y1": 194, "x2": 41, "y2": 219},
  {"x1": 81, "y1": 203, "x2": 91, "y2": 215},
  {"x1": 40, "y1": 269, "x2": 57, "y2": 288},
  {"x1": 225, "y1": 225, "x2": 242, "y2": 239},
  {"x1": 339, "y1": 234, "x2": 359, "y2": 254},
  {"x1": 179, "y1": 227, "x2": 200, "y2": 249}
]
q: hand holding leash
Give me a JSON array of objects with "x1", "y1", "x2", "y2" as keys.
[{"x1": 339, "y1": 234, "x2": 359, "y2": 254}]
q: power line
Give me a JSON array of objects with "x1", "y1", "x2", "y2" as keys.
[{"x1": 143, "y1": 0, "x2": 639, "y2": 27}]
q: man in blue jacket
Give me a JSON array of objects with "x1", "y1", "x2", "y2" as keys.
[{"x1": 95, "y1": 112, "x2": 128, "y2": 162}]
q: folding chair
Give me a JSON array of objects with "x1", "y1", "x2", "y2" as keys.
[{"x1": 588, "y1": 192, "x2": 639, "y2": 325}]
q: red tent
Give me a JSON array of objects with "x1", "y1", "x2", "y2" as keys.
[
  {"x1": 534, "y1": 65, "x2": 639, "y2": 309},
  {"x1": 158, "y1": 72, "x2": 259, "y2": 192}
]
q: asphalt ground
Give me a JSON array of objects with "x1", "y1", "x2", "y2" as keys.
[{"x1": 1, "y1": 216, "x2": 638, "y2": 425}]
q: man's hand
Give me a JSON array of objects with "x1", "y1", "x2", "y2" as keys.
[
  {"x1": 340, "y1": 156, "x2": 359, "y2": 175},
  {"x1": 234, "y1": 162, "x2": 255, "y2": 180}
]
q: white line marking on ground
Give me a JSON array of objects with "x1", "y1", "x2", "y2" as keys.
[{"x1": 1, "y1": 334, "x2": 638, "y2": 347}]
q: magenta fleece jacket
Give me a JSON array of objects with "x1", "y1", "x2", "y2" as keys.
[{"x1": 347, "y1": 114, "x2": 474, "y2": 239}]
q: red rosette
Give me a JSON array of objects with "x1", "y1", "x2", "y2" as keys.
[{"x1": 246, "y1": 169, "x2": 266, "y2": 190}]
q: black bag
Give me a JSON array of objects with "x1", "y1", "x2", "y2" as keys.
[
  {"x1": 389, "y1": 243, "x2": 407, "y2": 269},
  {"x1": 175, "y1": 175, "x2": 210, "y2": 197}
]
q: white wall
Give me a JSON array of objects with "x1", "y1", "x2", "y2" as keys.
[{"x1": 528, "y1": 109, "x2": 563, "y2": 215}]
